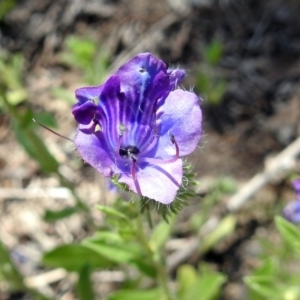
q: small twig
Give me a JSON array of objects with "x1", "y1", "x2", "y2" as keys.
[
  {"x1": 24, "y1": 268, "x2": 68, "y2": 288},
  {"x1": 0, "y1": 187, "x2": 73, "y2": 201},
  {"x1": 24, "y1": 269, "x2": 125, "y2": 289},
  {"x1": 227, "y1": 135, "x2": 300, "y2": 211},
  {"x1": 92, "y1": 270, "x2": 125, "y2": 283},
  {"x1": 107, "y1": 12, "x2": 188, "y2": 75}
]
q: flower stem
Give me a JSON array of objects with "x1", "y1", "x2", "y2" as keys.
[
  {"x1": 135, "y1": 205, "x2": 173, "y2": 300},
  {"x1": 154, "y1": 253, "x2": 174, "y2": 300},
  {"x1": 146, "y1": 206, "x2": 153, "y2": 229}
]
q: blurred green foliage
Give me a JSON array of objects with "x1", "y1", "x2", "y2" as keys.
[
  {"x1": 43, "y1": 244, "x2": 116, "y2": 271},
  {"x1": 0, "y1": 50, "x2": 90, "y2": 298},
  {"x1": 52, "y1": 34, "x2": 110, "y2": 104},
  {"x1": 0, "y1": 241, "x2": 24, "y2": 291},
  {"x1": 60, "y1": 35, "x2": 110, "y2": 85},
  {"x1": 190, "y1": 176, "x2": 237, "y2": 232},
  {"x1": 0, "y1": 51, "x2": 60, "y2": 173},
  {"x1": 177, "y1": 264, "x2": 226, "y2": 300},
  {"x1": 245, "y1": 216, "x2": 300, "y2": 300},
  {"x1": 0, "y1": 0, "x2": 15, "y2": 21},
  {"x1": 39, "y1": 193, "x2": 228, "y2": 300},
  {"x1": 0, "y1": 52, "x2": 27, "y2": 107},
  {"x1": 196, "y1": 39, "x2": 227, "y2": 105}
]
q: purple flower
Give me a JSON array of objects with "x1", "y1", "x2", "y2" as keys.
[
  {"x1": 283, "y1": 178, "x2": 300, "y2": 223},
  {"x1": 292, "y1": 178, "x2": 300, "y2": 198},
  {"x1": 283, "y1": 201, "x2": 300, "y2": 223},
  {"x1": 72, "y1": 53, "x2": 202, "y2": 204}
]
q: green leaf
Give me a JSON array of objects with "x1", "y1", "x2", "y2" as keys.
[
  {"x1": 244, "y1": 275, "x2": 282, "y2": 300},
  {"x1": 87, "y1": 231, "x2": 123, "y2": 243},
  {"x1": 43, "y1": 244, "x2": 115, "y2": 272},
  {"x1": 252, "y1": 257, "x2": 277, "y2": 277},
  {"x1": 43, "y1": 207, "x2": 77, "y2": 222},
  {"x1": 5, "y1": 89, "x2": 27, "y2": 106},
  {"x1": 83, "y1": 238, "x2": 156, "y2": 277},
  {"x1": 275, "y1": 216, "x2": 300, "y2": 249},
  {"x1": 0, "y1": 52, "x2": 27, "y2": 106},
  {"x1": 198, "y1": 264, "x2": 226, "y2": 300},
  {"x1": 0, "y1": 0, "x2": 16, "y2": 21},
  {"x1": 76, "y1": 264, "x2": 95, "y2": 300},
  {"x1": 0, "y1": 53, "x2": 24, "y2": 90},
  {"x1": 196, "y1": 73, "x2": 210, "y2": 93},
  {"x1": 13, "y1": 122, "x2": 59, "y2": 173},
  {"x1": 4, "y1": 105, "x2": 59, "y2": 174},
  {"x1": 6, "y1": 104, "x2": 66, "y2": 177},
  {"x1": 177, "y1": 265, "x2": 198, "y2": 298},
  {"x1": 91, "y1": 50, "x2": 110, "y2": 84},
  {"x1": 208, "y1": 79, "x2": 227, "y2": 105},
  {"x1": 149, "y1": 217, "x2": 174, "y2": 251},
  {"x1": 61, "y1": 36, "x2": 96, "y2": 70},
  {"x1": 96, "y1": 205, "x2": 136, "y2": 240},
  {"x1": 244, "y1": 257, "x2": 279, "y2": 300},
  {"x1": 216, "y1": 176, "x2": 237, "y2": 194},
  {"x1": 83, "y1": 239, "x2": 140, "y2": 263},
  {"x1": 200, "y1": 215, "x2": 236, "y2": 253},
  {"x1": 179, "y1": 264, "x2": 226, "y2": 300},
  {"x1": 97, "y1": 205, "x2": 130, "y2": 221},
  {"x1": 59, "y1": 35, "x2": 110, "y2": 85},
  {"x1": 131, "y1": 259, "x2": 156, "y2": 278},
  {"x1": 106, "y1": 289, "x2": 162, "y2": 300},
  {"x1": 0, "y1": 240, "x2": 23, "y2": 289},
  {"x1": 204, "y1": 39, "x2": 223, "y2": 65},
  {"x1": 110, "y1": 196, "x2": 139, "y2": 219}
]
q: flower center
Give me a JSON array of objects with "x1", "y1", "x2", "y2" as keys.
[
  {"x1": 119, "y1": 145, "x2": 140, "y2": 162},
  {"x1": 116, "y1": 135, "x2": 179, "y2": 182}
]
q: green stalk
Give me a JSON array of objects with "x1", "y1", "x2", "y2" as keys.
[
  {"x1": 145, "y1": 206, "x2": 153, "y2": 229},
  {"x1": 135, "y1": 205, "x2": 174, "y2": 300}
]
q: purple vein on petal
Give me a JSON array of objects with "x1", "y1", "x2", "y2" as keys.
[{"x1": 152, "y1": 164, "x2": 181, "y2": 188}]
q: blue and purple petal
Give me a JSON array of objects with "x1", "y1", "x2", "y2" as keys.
[
  {"x1": 283, "y1": 200, "x2": 300, "y2": 224},
  {"x1": 72, "y1": 53, "x2": 202, "y2": 204},
  {"x1": 72, "y1": 86, "x2": 103, "y2": 124},
  {"x1": 292, "y1": 178, "x2": 300, "y2": 199}
]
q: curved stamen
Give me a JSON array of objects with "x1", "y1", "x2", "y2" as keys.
[
  {"x1": 32, "y1": 119, "x2": 73, "y2": 142},
  {"x1": 131, "y1": 159, "x2": 137, "y2": 181},
  {"x1": 116, "y1": 134, "x2": 123, "y2": 156},
  {"x1": 139, "y1": 134, "x2": 179, "y2": 165}
]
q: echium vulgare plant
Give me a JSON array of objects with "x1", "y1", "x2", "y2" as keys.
[{"x1": 72, "y1": 53, "x2": 202, "y2": 205}]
